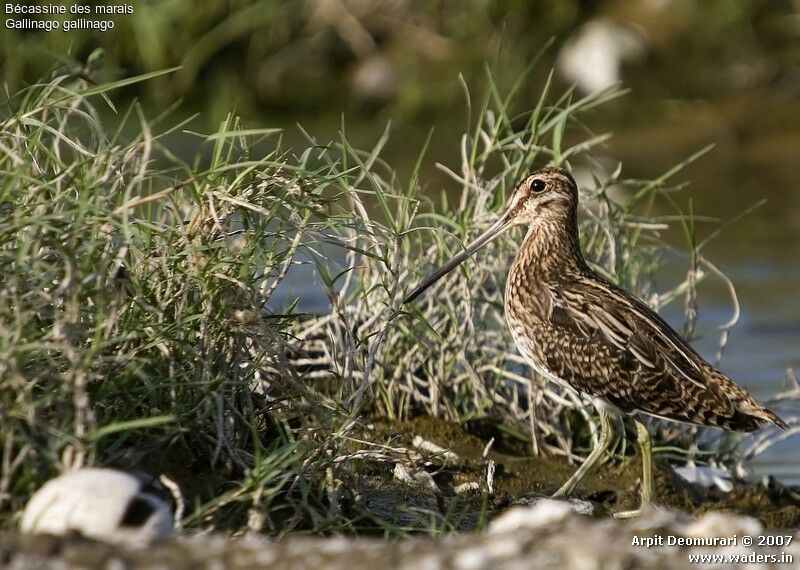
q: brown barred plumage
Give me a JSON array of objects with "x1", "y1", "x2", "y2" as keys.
[
  {"x1": 502, "y1": 167, "x2": 785, "y2": 432},
  {"x1": 404, "y1": 166, "x2": 785, "y2": 516}
]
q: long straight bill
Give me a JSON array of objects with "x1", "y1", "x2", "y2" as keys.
[{"x1": 403, "y1": 210, "x2": 512, "y2": 304}]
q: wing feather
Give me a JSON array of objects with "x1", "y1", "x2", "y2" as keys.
[
  {"x1": 549, "y1": 277, "x2": 709, "y2": 390},
  {"x1": 510, "y1": 267, "x2": 783, "y2": 431}
]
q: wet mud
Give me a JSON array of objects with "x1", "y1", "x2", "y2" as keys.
[{"x1": 361, "y1": 416, "x2": 800, "y2": 531}]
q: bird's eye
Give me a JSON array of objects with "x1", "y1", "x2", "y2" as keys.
[{"x1": 530, "y1": 179, "x2": 546, "y2": 193}]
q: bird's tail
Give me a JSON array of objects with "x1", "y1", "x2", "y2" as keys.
[
  {"x1": 736, "y1": 396, "x2": 788, "y2": 430},
  {"x1": 760, "y1": 407, "x2": 789, "y2": 430}
]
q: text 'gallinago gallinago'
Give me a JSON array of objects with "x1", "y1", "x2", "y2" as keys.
[{"x1": 404, "y1": 167, "x2": 787, "y2": 517}]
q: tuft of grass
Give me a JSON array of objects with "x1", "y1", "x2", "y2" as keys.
[
  {"x1": 1, "y1": 61, "x2": 788, "y2": 537},
  {"x1": 0, "y1": 69, "x2": 350, "y2": 532}
]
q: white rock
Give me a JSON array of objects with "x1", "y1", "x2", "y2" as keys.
[
  {"x1": 412, "y1": 435, "x2": 459, "y2": 461},
  {"x1": 393, "y1": 463, "x2": 416, "y2": 484},
  {"x1": 628, "y1": 503, "x2": 689, "y2": 533},
  {"x1": 454, "y1": 546, "x2": 492, "y2": 570},
  {"x1": 393, "y1": 463, "x2": 439, "y2": 492},
  {"x1": 488, "y1": 499, "x2": 575, "y2": 534},
  {"x1": 683, "y1": 511, "x2": 762, "y2": 539},
  {"x1": 454, "y1": 482, "x2": 480, "y2": 494},
  {"x1": 20, "y1": 468, "x2": 173, "y2": 546},
  {"x1": 512, "y1": 495, "x2": 597, "y2": 517}
]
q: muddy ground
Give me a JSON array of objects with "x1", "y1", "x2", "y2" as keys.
[
  {"x1": 106, "y1": 415, "x2": 800, "y2": 533},
  {"x1": 4, "y1": 417, "x2": 800, "y2": 568},
  {"x1": 5, "y1": 413, "x2": 800, "y2": 570},
  {"x1": 356, "y1": 417, "x2": 800, "y2": 531}
]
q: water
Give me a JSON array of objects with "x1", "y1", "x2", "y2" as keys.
[
  {"x1": 657, "y1": 259, "x2": 799, "y2": 483},
  {"x1": 273, "y1": 225, "x2": 800, "y2": 484},
  {"x1": 601, "y1": 96, "x2": 800, "y2": 482},
  {"x1": 262, "y1": 81, "x2": 800, "y2": 484}
]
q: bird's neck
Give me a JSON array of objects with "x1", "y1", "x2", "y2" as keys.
[{"x1": 512, "y1": 211, "x2": 586, "y2": 284}]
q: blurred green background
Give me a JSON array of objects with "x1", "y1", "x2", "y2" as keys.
[
  {"x1": 2, "y1": 0, "x2": 799, "y2": 474},
  {"x1": 2, "y1": 0, "x2": 799, "y2": 251}
]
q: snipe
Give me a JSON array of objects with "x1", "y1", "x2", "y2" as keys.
[{"x1": 404, "y1": 167, "x2": 786, "y2": 517}]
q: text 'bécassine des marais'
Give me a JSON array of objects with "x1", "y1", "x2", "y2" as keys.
[{"x1": 5, "y1": 3, "x2": 133, "y2": 32}]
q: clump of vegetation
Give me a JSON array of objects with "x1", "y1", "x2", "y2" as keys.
[
  {"x1": 0, "y1": 68, "x2": 350, "y2": 532},
  {"x1": 1, "y1": 64, "x2": 790, "y2": 536}
]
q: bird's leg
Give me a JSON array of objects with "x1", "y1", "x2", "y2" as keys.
[
  {"x1": 635, "y1": 418, "x2": 653, "y2": 503},
  {"x1": 614, "y1": 418, "x2": 654, "y2": 519},
  {"x1": 552, "y1": 408, "x2": 613, "y2": 498}
]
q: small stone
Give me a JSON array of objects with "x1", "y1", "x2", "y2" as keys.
[
  {"x1": 393, "y1": 463, "x2": 439, "y2": 493},
  {"x1": 411, "y1": 436, "x2": 459, "y2": 462},
  {"x1": 512, "y1": 494, "x2": 599, "y2": 517},
  {"x1": 627, "y1": 503, "x2": 689, "y2": 533},
  {"x1": 489, "y1": 499, "x2": 579, "y2": 534},
  {"x1": 683, "y1": 511, "x2": 762, "y2": 539},
  {"x1": 454, "y1": 482, "x2": 480, "y2": 495}
]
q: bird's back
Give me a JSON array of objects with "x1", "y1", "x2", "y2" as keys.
[{"x1": 505, "y1": 225, "x2": 785, "y2": 432}]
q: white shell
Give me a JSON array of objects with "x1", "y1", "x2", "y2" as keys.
[
  {"x1": 673, "y1": 465, "x2": 734, "y2": 493},
  {"x1": 20, "y1": 468, "x2": 173, "y2": 546}
]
